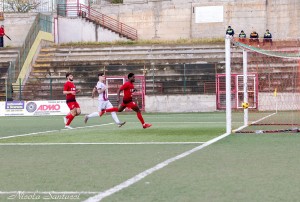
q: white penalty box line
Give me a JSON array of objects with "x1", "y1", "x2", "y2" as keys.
[
  {"x1": 0, "y1": 142, "x2": 205, "y2": 146},
  {"x1": 0, "y1": 123, "x2": 115, "y2": 141},
  {"x1": 84, "y1": 132, "x2": 231, "y2": 202}
]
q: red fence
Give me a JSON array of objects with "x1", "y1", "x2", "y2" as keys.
[{"x1": 57, "y1": 4, "x2": 138, "y2": 40}]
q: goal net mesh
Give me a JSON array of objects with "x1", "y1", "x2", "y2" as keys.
[{"x1": 231, "y1": 38, "x2": 300, "y2": 133}]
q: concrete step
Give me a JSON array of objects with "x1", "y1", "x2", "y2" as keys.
[{"x1": 39, "y1": 44, "x2": 227, "y2": 53}]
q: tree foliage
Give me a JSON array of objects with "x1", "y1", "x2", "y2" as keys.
[
  {"x1": 111, "y1": 0, "x2": 123, "y2": 4},
  {"x1": 5, "y1": 0, "x2": 41, "y2": 13}
]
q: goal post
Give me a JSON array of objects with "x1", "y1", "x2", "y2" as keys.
[{"x1": 225, "y1": 37, "x2": 300, "y2": 133}]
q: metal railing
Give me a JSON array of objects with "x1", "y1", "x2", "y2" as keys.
[
  {"x1": 57, "y1": 3, "x2": 138, "y2": 40},
  {"x1": 18, "y1": 13, "x2": 52, "y2": 77},
  {"x1": 11, "y1": 63, "x2": 218, "y2": 100}
]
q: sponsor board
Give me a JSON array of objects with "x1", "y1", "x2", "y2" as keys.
[{"x1": 0, "y1": 100, "x2": 70, "y2": 116}]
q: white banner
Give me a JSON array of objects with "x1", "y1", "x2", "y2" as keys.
[
  {"x1": 0, "y1": 100, "x2": 70, "y2": 116},
  {"x1": 195, "y1": 6, "x2": 224, "y2": 23}
]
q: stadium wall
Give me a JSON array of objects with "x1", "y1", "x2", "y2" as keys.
[
  {"x1": 0, "y1": 13, "x2": 38, "y2": 47},
  {"x1": 57, "y1": 18, "x2": 128, "y2": 43},
  {"x1": 93, "y1": 0, "x2": 300, "y2": 40},
  {"x1": 78, "y1": 95, "x2": 217, "y2": 114}
]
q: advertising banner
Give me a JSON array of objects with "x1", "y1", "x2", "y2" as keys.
[{"x1": 0, "y1": 100, "x2": 70, "y2": 116}]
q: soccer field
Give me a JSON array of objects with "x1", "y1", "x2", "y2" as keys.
[{"x1": 0, "y1": 113, "x2": 300, "y2": 202}]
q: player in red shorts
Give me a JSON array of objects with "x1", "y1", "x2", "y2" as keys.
[
  {"x1": 101, "y1": 73, "x2": 152, "y2": 129},
  {"x1": 63, "y1": 72, "x2": 81, "y2": 129}
]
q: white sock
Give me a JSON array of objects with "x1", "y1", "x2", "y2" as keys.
[
  {"x1": 87, "y1": 112, "x2": 99, "y2": 118},
  {"x1": 111, "y1": 112, "x2": 120, "y2": 124}
]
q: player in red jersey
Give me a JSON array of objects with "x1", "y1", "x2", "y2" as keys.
[
  {"x1": 63, "y1": 72, "x2": 81, "y2": 129},
  {"x1": 100, "y1": 73, "x2": 152, "y2": 129}
]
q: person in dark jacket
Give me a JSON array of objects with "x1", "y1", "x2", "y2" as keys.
[
  {"x1": 238, "y1": 30, "x2": 246, "y2": 42},
  {"x1": 226, "y1": 26, "x2": 235, "y2": 37},
  {"x1": 249, "y1": 31, "x2": 259, "y2": 45},
  {"x1": 263, "y1": 29, "x2": 273, "y2": 46}
]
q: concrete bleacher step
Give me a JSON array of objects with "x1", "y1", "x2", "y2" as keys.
[
  {"x1": 23, "y1": 44, "x2": 230, "y2": 100},
  {"x1": 22, "y1": 43, "x2": 299, "y2": 101}
]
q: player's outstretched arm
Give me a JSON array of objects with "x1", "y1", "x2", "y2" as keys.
[
  {"x1": 92, "y1": 87, "x2": 97, "y2": 98},
  {"x1": 116, "y1": 89, "x2": 122, "y2": 103},
  {"x1": 63, "y1": 90, "x2": 75, "y2": 95}
]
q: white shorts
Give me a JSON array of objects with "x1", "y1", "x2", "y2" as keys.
[{"x1": 98, "y1": 100, "x2": 113, "y2": 112}]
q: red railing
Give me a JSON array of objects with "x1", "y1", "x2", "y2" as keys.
[{"x1": 57, "y1": 4, "x2": 138, "y2": 40}]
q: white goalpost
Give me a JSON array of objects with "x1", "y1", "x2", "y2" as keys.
[
  {"x1": 225, "y1": 35, "x2": 232, "y2": 134},
  {"x1": 225, "y1": 36, "x2": 300, "y2": 134}
]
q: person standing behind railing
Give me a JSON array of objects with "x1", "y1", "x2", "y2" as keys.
[
  {"x1": 0, "y1": 25, "x2": 5, "y2": 48},
  {"x1": 249, "y1": 31, "x2": 259, "y2": 46},
  {"x1": 238, "y1": 30, "x2": 246, "y2": 42},
  {"x1": 263, "y1": 29, "x2": 273, "y2": 46},
  {"x1": 226, "y1": 26, "x2": 235, "y2": 37},
  {"x1": 226, "y1": 26, "x2": 235, "y2": 46}
]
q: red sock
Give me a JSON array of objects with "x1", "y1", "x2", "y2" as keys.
[
  {"x1": 105, "y1": 108, "x2": 118, "y2": 113},
  {"x1": 66, "y1": 113, "x2": 72, "y2": 119},
  {"x1": 137, "y1": 112, "x2": 145, "y2": 125},
  {"x1": 66, "y1": 114, "x2": 75, "y2": 125}
]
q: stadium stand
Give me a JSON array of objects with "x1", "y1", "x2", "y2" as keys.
[
  {"x1": 0, "y1": 48, "x2": 20, "y2": 100},
  {"x1": 19, "y1": 43, "x2": 234, "y2": 100}
]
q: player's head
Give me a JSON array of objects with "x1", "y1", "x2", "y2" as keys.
[
  {"x1": 266, "y1": 29, "x2": 269, "y2": 32},
  {"x1": 66, "y1": 72, "x2": 73, "y2": 81},
  {"x1": 98, "y1": 73, "x2": 105, "y2": 81},
  {"x1": 228, "y1": 26, "x2": 231, "y2": 28},
  {"x1": 128, "y1": 73, "x2": 135, "y2": 82},
  {"x1": 1, "y1": 25, "x2": 3, "y2": 28},
  {"x1": 241, "y1": 30, "x2": 244, "y2": 33}
]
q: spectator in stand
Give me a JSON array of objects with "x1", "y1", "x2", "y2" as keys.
[
  {"x1": 238, "y1": 30, "x2": 246, "y2": 42},
  {"x1": 0, "y1": 25, "x2": 5, "y2": 48},
  {"x1": 226, "y1": 26, "x2": 235, "y2": 37},
  {"x1": 263, "y1": 29, "x2": 273, "y2": 46},
  {"x1": 249, "y1": 31, "x2": 259, "y2": 45}
]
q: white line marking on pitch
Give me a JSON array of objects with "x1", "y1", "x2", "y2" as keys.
[
  {"x1": 0, "y1": 123, "x2": 114, "y2": 140},
  {"x1": 84, "y1": 132, "x2": 231, "y2": 202},
  {"x1": 232, "y1": 112, "x2": 276, "y2": 133},
  {"x1": 119, "y1": 121, "x2": 226, "y2": 124},
  {"x1": 0, "y1": 142, "x2": 204, "y2": 146}
]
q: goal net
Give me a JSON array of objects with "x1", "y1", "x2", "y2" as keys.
[{"x1": 228, "y1": 37, "x2": 300, "y2": 133}]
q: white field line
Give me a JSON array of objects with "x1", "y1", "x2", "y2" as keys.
[
  {"x1": 250, "y1": 112, "x2": 277, "y2": 125},
  {"x1": 116, "y1": 121, "x2": 243, "y2": 124},
  {"x1": 0, "y1": 191, "x2": 98, "y2": 195},
  {"x1": 84, "y1": 132, "x2": 231, "y2": 202},
  {"x1": 0, "y1": 123, "x2": 114, "y2": 140},
  {"x1": 232, "y1": 112, "x2": 277, "y2": 133},
  {"x1": 0, "y1": 142, "x2": 204, "y2": 146}
]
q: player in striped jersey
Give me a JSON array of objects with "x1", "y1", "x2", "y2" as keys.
[{"x1": 84, "y1": 73, "x2": 126, "y2": 127}]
